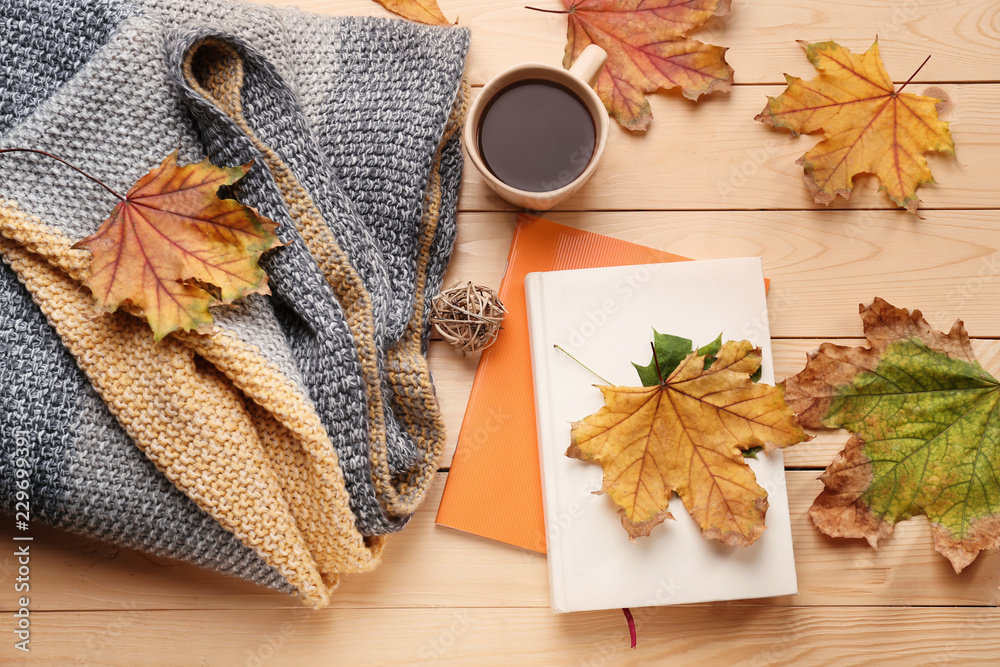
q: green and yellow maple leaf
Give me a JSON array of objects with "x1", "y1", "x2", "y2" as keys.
[
  {"x1": 631, "y1": 330, "x2": 722, "y2": 386},
  {"x1": 783, "y1": 298, "x2": 1000, "y2": 572}
]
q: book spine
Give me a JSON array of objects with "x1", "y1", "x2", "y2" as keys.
[{"x1": 524, "y1": 272, "x2": 566, "y2": 614}]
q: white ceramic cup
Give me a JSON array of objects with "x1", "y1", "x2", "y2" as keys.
[{"x1": 464, "y1": 44, "x2": 609, "y2": 211}]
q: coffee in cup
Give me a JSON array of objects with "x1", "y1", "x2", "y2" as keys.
[
  {"x1": 477, "y1": 78, "x2": 595, "y2": 193},
  {"x1": 464, "y1": 45, "x2": 609, "y2": 211}
]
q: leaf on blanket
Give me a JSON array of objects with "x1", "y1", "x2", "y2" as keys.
[
  {"x1": 373, "y1": 0, "x2": 454, "y2": 26},
  {"x1": 783, "y1": 298, "x2": 1000, "y2": 572},
  {"x1": 73, "y1": 151, "x2": 281, "y2": 341},
  {"x1": 569, "y1": 339, "x2": 808, "y2": 545}
]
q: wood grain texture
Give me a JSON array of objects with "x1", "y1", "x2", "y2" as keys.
[
  {"x1": 6, "y1": 474, "x2": 999, "y2": 613},
  {"x1": 10, "y1": 1, "x2": 996, "y2": 664},
  {"x1": 443, "y1": 211, "x2": 1000, "y2": 338},
  {"x1": 265, "y1": 0, "x2": 1000, "y2": 217},
  {"x1": 264, "y1": 0, "x2": 1000, "y2": 86},
  {"x1": 3, "y1": 605, "x2": 998, "y2": 666},
  {"x1": 458, "y1": 84, "x2": 997, "y2": 211}
]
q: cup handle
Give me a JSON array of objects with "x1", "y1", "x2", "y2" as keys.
[{"x1": 567, "y1": 44, "x2": 608, "y2": 85}]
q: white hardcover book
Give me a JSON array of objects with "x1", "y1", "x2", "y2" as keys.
[{"x1": 525, "y1": 258, "x2": 798, "y2": 614}]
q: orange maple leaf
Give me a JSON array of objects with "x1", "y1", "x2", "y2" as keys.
[
  {"x1": 568, "y1": 340, "x2": 808, "y2": 546},
  {"x1": 555, "y1": 0, "x2": 734, "y2": 131},
  {"x1": 73, "y1": 151, "x2": 281, "y2": 341},
  {"x1": 755, "y1": 40, "x2": 955, "y2": 214},
  {"x1": 373, "y1": 0, "x2": 453, "y2": 26}
]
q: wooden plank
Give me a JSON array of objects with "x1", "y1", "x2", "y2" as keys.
[
  {"x1": 463, "y1": 0, "x2": 1000, "y2": 87},
  {"x1": 6, "y1": 473, "x2": 999, "y2": 612},
  {"x1": 6, "y1": 606, "x2": 998, "y2": 666},
  {"x1": 433, "y1": 337, "x2": 1000, "y2": 469},
  {"x1": 341, "y1": 475, "x2": 1000, "y2": 611},
  {"x1": 457, "y1": 84, "x2": 998, "y2": 211},
  {"x1": 260, "y1": 0, "x2": 1000, "y2": 86},
  {"x1": 441, "y1": 210, "x2": 1000, "y2": 338}
]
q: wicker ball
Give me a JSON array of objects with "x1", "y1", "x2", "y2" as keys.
[{"x1": 431, "y1": 282, "x2": 507, "y2": 355}]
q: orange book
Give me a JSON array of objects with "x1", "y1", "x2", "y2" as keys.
[{"x1": 435, "y1": 214, "x2": 691, "y2": 552}]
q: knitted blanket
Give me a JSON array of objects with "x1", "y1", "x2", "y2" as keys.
[{"x1": 0, "y1": 0, "x2": 469, "y2": 607}]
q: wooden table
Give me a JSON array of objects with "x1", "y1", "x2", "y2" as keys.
[{"x1": 6, "y1": 0, "x2": 1000, "y2": 664}]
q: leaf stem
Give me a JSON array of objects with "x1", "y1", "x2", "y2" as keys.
[
  {"x1": 554, "y1": 345, "x2": 612, "y2": 385},
  {"x1": 0, "y1": 148, "x2": 126, "y2": 201},
  {"x1": 895, "y1": 55, "x2": 931, "y2": 95},
  {"x1": 651, "y1": 341, "x2": 665, "y2": 385},
  {"x1": 524, "y1": 6, "x2": 569, "y2": 14}
]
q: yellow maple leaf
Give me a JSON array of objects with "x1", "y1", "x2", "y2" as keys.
[
  {"x1": 755, "y1": 40, "x2": 955, "y2": 214},
  {"x1": 568, "y1": 340, "x2": 808, "y2": 546},
  {"x1": 373, "y1": 0, "x2": 453, "y2": 26},
  {"x1": 73, "y1": 151, "x2": 281, "y2": 341}
]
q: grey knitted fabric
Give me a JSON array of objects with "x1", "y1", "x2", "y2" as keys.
[
  {"x1": 0, "y1": 0, "x2": 469, "y2": 599},
  {"x1": 0, "y1": 263, "x2": 292, "y2": 588}
]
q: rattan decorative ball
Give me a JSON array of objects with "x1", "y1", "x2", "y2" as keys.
[{"x1": 431, "y1": 282, "x2": 507, "y2": 355}]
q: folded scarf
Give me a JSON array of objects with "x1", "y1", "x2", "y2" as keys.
[{"x1": 0, "y1": 0, "x2": 469, "y2": 607}]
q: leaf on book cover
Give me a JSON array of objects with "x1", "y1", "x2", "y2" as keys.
[
  {"x1": 373, "y1": 0, "x2": 453, "y2": 26},
  {"x1": 783, "y1": 298, "x2": 1000, "y2": 572},
  {"x1": 73, "y1": 151, "x2": 281, "y2": 341},
  {"x1": 755, "y1": 40, "x2": 954, "y2": 214},
  {"x1": 551, "y1": 0, "x2": 734, "y2": 131},
  {"x1": 632, "y1": 331, "x2": 722, "y2": 386},
  {"x1": 569, "y1": 339, "x2": 808, "y2": 546}
]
